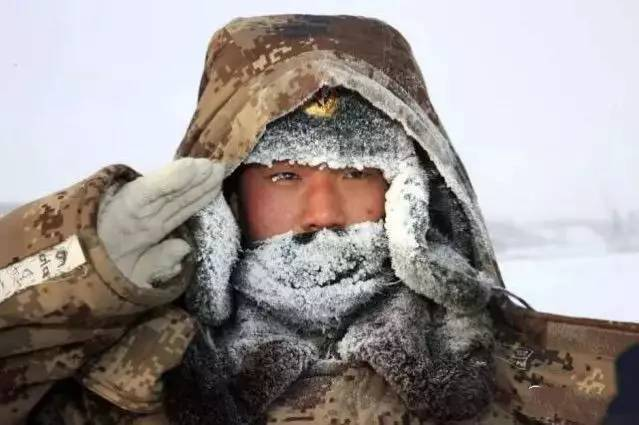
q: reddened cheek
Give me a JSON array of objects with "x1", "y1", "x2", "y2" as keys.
[{"x1": 244, "y1": 188, "x2": 306, "y2": 240}]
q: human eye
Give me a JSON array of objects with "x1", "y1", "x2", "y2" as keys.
[{"x1": 270, "y1": 171, "x2": 300, "y2": 183}]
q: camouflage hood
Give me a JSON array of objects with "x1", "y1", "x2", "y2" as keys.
[{"x1": 175, "y1": 14, "x2": 503, "y2": 289}]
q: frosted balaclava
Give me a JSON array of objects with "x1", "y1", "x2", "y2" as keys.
[
  {"x1": 184, "y1": 88, "x2": 418, "y2": 329},
  {"x1": 177, "y1": 87, "x2": 496, "y2": 424},
  {"x1": 237, "y1": 88, "x2": 418, "y2": 330},
  {"x1": 246, "y1": 87, "x2": 418, "y2": 180}
]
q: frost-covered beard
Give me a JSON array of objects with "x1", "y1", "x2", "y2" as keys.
[{"x1": 232, "y1": 220, "x2": 397, "y2": 331}]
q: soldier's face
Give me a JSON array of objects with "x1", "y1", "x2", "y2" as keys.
[{"x1": 237, "y1": 162, "x2": 388, "y2": 241}]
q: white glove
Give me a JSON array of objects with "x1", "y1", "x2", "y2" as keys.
[
  {"x1": 97, "y1": 158, "x2": 225, "y2": 288},
  {"x1": 385, "y1": 165, "x2": 493, "y2": 313}
]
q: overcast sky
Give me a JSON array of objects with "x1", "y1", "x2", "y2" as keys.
[{"x1": 1, "y1": 0, "x2": 637, "y2": 223}]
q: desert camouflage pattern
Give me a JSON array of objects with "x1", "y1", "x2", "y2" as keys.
[
  {"x1": 175, "y1": 14, "x2": 444, "y2": 162},
  {"x1": 266, "y1": 365, "x2": 511, "y2": 424},
  {"x1": 495, "y1": 306, "x2": 639, "y2": 424},
  {"x1": 174, "y1": 14, "x2": 502, "y2": 284},
  {"x1": 0, "y1": 14, "x2": 637, "y2": 425},
  {"x1": 0, "y1": 166, "x2": 194, "y2": 424},
  {"x1": 80, "y1": 307, "x2": 195, "y2": 413},
  {"x1": 264, "y1": 305, "x2": 639, "y2": 425},
  {"x1": 18, "y1": 305, "x2": 639, "y2": 425}
]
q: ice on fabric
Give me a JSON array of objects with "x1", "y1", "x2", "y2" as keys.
[
  {"x1": 233, "y1": 220, "x2": 398, "y2": 331},
  {"x1": 184, "y1": 193, "x2": 240, "y2": 326},
  {"x1": 245, "y1": 87, "x2": 496, "y2": 314},
  {"x1": 172, "y1": 85, "x2": 500, "y2": 422},
  {"x1": 336, "y1": 286, "x2": 495, "y2": 420},
  {"x1": 385, "y1": 163, "x2": 496, "y2": 313},
  {"x1": 245, "y1": 89, "x2": 419, "y2": 181}
]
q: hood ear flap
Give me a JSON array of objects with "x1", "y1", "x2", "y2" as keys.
[
  {"x1": 385, "y1": 144, "x2": 495, "y2": 314},
  {"x1": 416, "y1": 147, "x2": 478, "y2": 268},
  {"x1": 184, "y1": 193, "x2": 241, "y2": 326}
]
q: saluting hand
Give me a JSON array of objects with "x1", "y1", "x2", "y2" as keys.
[{"x1": 97, "y1": 158, "x2": 225, "y2": 288}]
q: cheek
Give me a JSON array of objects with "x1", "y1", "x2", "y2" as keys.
[
  {"x1": 240, "y1": 182, "x2": 301, "y2": 240},
  {"x1": 341, "y1": 181, "x2": 387, "y2": 224},
  {"x1": 364, "y1": 188, "x2": 387, "y2": 220}
]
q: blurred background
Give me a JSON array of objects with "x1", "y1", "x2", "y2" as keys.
[{"x1": 1, "y1": 0, "x2": 637, "y2": 321}]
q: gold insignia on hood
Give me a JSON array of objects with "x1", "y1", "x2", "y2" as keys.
[{"x1": 303, "y1": 88, "x2": 339, "y2": 118}]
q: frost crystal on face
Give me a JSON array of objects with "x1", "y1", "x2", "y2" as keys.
[{"x1": 232, "y1": 220, "x2": 397, "y2": 331}]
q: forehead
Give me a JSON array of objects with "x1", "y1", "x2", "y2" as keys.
[{"x1": 245, "y1": 161, "x2": 383, "y2": 173}]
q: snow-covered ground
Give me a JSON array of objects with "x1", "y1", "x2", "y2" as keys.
[{"x1": 499, "y1": 252, "x2": 638, "y2": 323}]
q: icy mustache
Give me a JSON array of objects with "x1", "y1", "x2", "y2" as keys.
[{"x1": 241, "y1": 220, "x2": 391, "y2": 289}]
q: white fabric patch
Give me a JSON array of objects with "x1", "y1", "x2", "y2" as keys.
[{"x1": 0, "y1": 235, "x2": 86, "y2": 303}]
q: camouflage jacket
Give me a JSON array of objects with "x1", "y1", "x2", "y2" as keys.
[{"x1": 1, "y1": 15, "x2": 638, "y2": 425}]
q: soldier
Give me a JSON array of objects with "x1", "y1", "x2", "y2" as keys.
[
  {"x1": 154, "y1": 86, "x2": 497, "y2": 424},
  {"x1": 1, "y1": 14, "x2": 637, "y2": 425}
]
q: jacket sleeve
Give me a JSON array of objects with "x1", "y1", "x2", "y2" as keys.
[{"x1": 0, "y1": 165, "x2": 194, "y2": 424}]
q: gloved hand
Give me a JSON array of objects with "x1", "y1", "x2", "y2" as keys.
[
  {"x1": 97, "y1": 158, "x2": 225, "y2": 288},
  {"x1": 384, "y1": 165, "x2": 494, "y2": 313}
]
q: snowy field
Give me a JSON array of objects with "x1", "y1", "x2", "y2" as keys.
[{"x1": 499, "y1": 252, "x2": 638, "y2": 323}]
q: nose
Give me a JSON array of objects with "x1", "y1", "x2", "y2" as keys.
[{"x1": 301, "y1": 172, "x2": 346, "y2": 232}]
